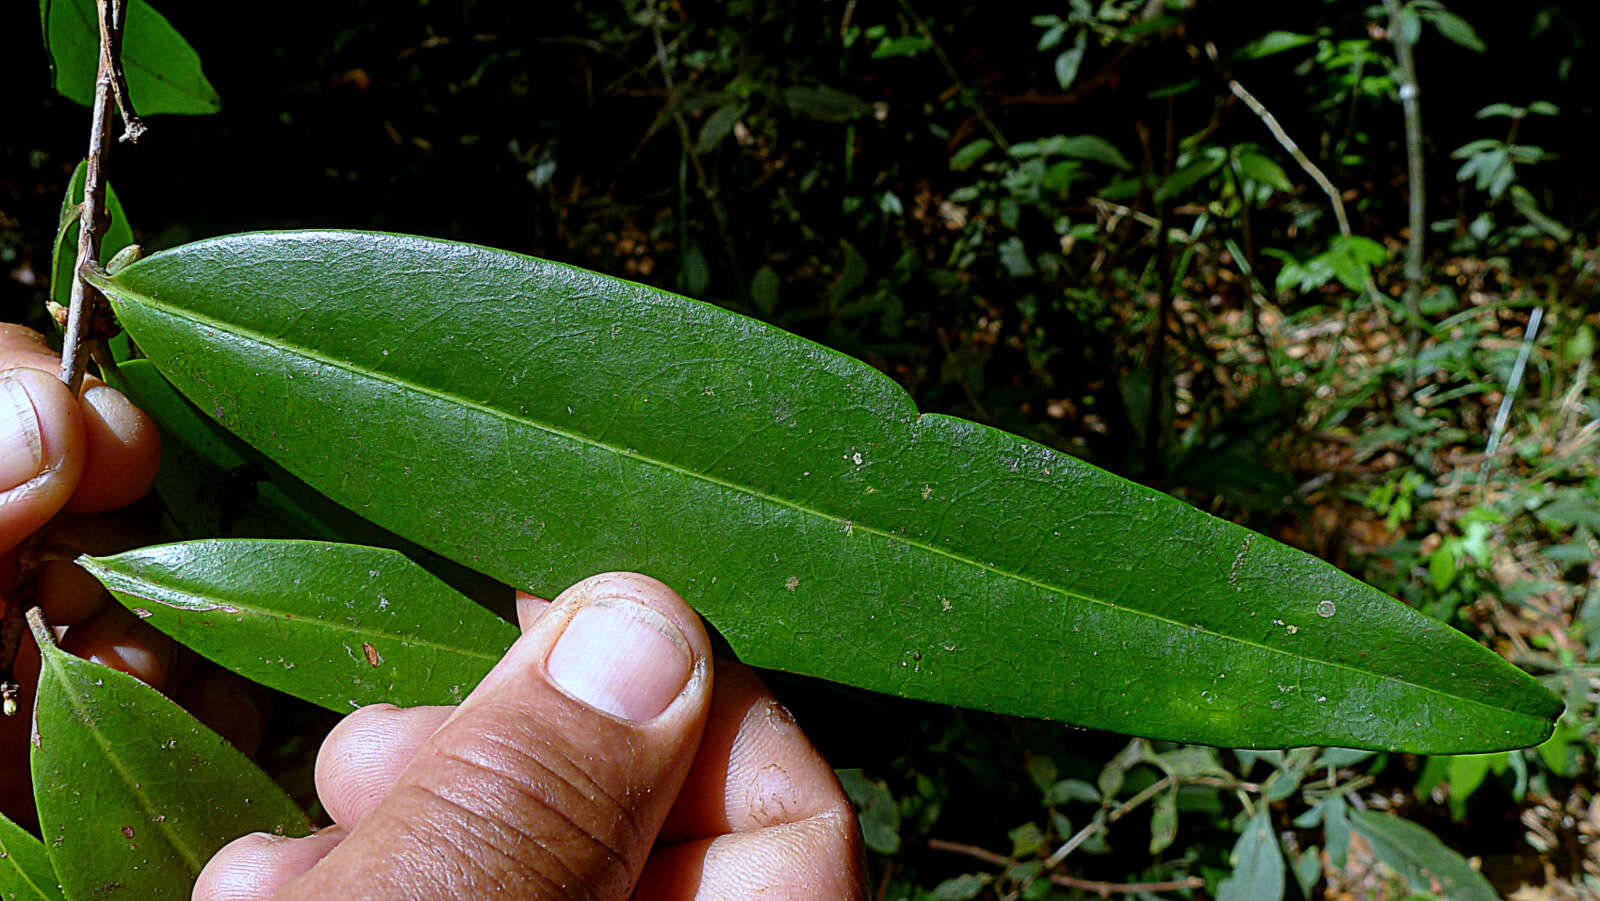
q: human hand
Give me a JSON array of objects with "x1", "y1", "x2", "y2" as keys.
[
  {"x1": 1, "y1": 325, "x2": 268, "y2": 821},
  {"x1": 196, "y1": 572, "x2": 866, "y2": 900}
]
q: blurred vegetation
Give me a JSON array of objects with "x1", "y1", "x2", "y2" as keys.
[{"x1": 4, "y1": 0, "x2": 1599, "y2": 897}]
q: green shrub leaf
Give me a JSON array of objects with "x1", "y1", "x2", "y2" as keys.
[
  {"x1": 39, "y1": 0, "x2": 220, "y2": 115},
  {"x1": 95, "y1": 230, "x2": 1562, "y2": 752},
  {"x1": 30, "y1": 628, "x2": 309, "y2": 899},
  {"x1": 1348, "y1": 809, "x2": 1498, "y2": 901},
  {"x1": 80, "y1": 540, "x2": 519, "y2": 712},
  {"x1": 0, "y1": 812, "x2": 65, "y2": 901}
]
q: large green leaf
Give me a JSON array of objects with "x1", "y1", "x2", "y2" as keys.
[
  {"x1": 80, "y1": 539, "x2": 519, "y2": 712},
  {"x1": 30, "y1": 628, "x2": 309, "y2": 899},
  {"x1": 93, "y1": 230, "x2": 1562, "y2": 753},
  {"x1": 40, "y1": 0, "x2": 219, "y2": 116},
  {"x1": 0, "y1": 813, "x2": 64, "y2": 901}
]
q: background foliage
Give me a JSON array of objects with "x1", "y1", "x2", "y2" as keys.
[{"x1": 4, "y1": 0, "x2": 1598, "y2": 898}]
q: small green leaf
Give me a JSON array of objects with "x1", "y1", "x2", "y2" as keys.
[
  {"x1": 1156, "y1": 155, "x2": 1223, "y2": 203},
  {"x1": 1419, "y1": 9, "x2": 1486, "y2": 52},
  {"x1": 40, "y1": 0, "x2": 220, "y2": 115},
  {"x1": 1231, "y1": 31, "x2": 1316, "y2": 60},
  {"x1": 81, "y1": 539, "x2": 519, "y2": 712},
  {"x1": 1236, "y1": 152, "x2": 1293, "y2": 192},
  {"x1": 1324, "y1": 795, "x2": 1351, "y2": 868},
  {"x1": 96, "y1": 231, "x2": 1564, "y2": 753},
  {"x1": 950, "y1": 139, "x2": 993, "y2": 172},
  {"x1": 0, "y1": 813, "x2": 65, "y2": 901},
  {"x1": 1348, "y1": 809, "x2": 1498, "y2": 901},
  {"x1": 1217, "y1": 807, "x2": 1285, "y2": 901},
  {"x1": 929, "y1": 874, "x2": 988, "y2": 901},
  {"x1": 1148, "y1": 789, "x2": 1178, "y2": 854},
  {"x1": 782, "y1": 85, "x2": 870, "y2": 122},
  {"x1": 749, "y1": 265, "x2": 781, "y2": 317},
  {"x1": 1445, "y1": 753, "x2": 1499, "y2": 820},
  {"x1": 1054, "y1": 32, "x2": 1087, "y2": 89},
  {"x1": 1430, "y1": 547, "x2": 1458, "y2": 592},
  {"x1": 31, "y1": 630, "x2": 308, "y2": 899},
  {"x1": 836, "y1": 770, "x2": 900, "y2": 854},
  {"x1": 693, "y1": 103, "x2": 745, "y2": 155}
]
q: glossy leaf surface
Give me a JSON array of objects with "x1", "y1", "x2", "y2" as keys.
[
  {"x1": 97, "y1": 230, "x2": 1562, "y2": 752},
  {"x1": 0, "y1": 813, "x2": 64, "y2": 901},
  {"x1": 31, "y1": 632, "x2": 308, "y2": 899},
  {"x1": 39, "y1": 0, "x2": 219, "y2": 115},
  {"x1": 81, "y1": 540, "x2": 518, "y2": 712}
]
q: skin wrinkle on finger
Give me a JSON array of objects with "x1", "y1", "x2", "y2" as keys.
[
  {"x1": 193, "y1": 827, "x2": 348, "y2": 901},
  {"x1": 315, "y1": 704, "x2": 451, "y2": 828},
  {"x1": 635, "y1": 811, "x2": 867, "y2": 901}
]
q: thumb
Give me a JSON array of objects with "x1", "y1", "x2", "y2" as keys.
[
  {"x1": 0, "y1": 367, "x2": 86, "y2": 553},
  {"x1": 283, "y1": 572, "x2": 714, "y2": 900}
]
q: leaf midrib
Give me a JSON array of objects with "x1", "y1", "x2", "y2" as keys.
[
  {"x1": 114, "y1": 276, "x2": 1540, "y2": 727},
  {"x1": 88, "y1": 561, "x2": 506, "y2": 663}
]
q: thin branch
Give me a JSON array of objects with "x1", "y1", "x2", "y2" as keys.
[
  {"x1": 1382, "y1": 0, "x2": 1425, "y2": 381},
  {"x1": 101, "y1": 0, "x2": 145, "y2": 143},
  {"x1": 59, "y1": 0, "x2": 129, "y2": 396},
  {"x1": 1227, "y1": 79, "x2": 1351, "y2": 238},
  {"x1": 927, "y1": 838, "x2": 1205, "y2": 896}
]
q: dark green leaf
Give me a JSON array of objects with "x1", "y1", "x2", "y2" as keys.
[
  {"x1": 749, "y1": 266, "x2": 781, "y2": 317},
  {"x1": 950, "y1": 139, "x2": 993, "y2": 172},
  {"x1": 51, "y1": 161, "x2": 133, "y2": 315},
  {"x1": 836, "y1": 770, "x2": 900, "y2": 854},
  {"x1": 31, "y1": 631, "x2": 308, "y2": 899},
  {"x1": 871, "y1": 34, "x2": 931, "y2": 59},
  {"x1": 1217, "y1": 808, "x2": 1284, "y2": 901},
  {"x1": 782, "y1": 85, "x2": 870, "y2": 122},
  {"x1": 1419, "y1": 9, "x2": 1486, "y2": 52},
  {"x1": 929, "y1": 874, "x2": 988, "y2": 901},
  {"x1": 1156, "y1": 156, "x2": 1223, "y2": 203},
  {"x1": 0, "y1": 813, "x2": 64, "y2": 901},
  {"x1": 1236, "y1": 152, "x2": 1293, "y2": 192},
  {"x1": 1231, "y1": 31, "x2": 1316, "y2": 60},
  {"x1": 80, "y1": 539, "x2": 518, "y2": 712},
  {"x1": 96, "y1": 231, "x2": 1563, "y2": 752},
  {"x1": 1348, "y1": 809, "x2": 1498, "y2": 901},
  {"x1": 40, "y1": 0, "x2": 219, "y2": 115},
  {"x1": 693, "y1": 103, "x2": 745, "y2": 155},
  {"x1": 1148, "y1": 789, "x2": 1177, "y2": 854}
]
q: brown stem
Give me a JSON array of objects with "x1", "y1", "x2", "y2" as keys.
[
  {"x1": 101, "y1": 0, "x2": 145, "y2": 143},
  {"x1": 59, "y1": 0, "x2": 129, "y2": 396},
  {"x1": 6, "y1": 0, "x2": 129, "y2": 711},
  {"x1": 927, "y1": 838, "x2": 1205, "y2": 896}
]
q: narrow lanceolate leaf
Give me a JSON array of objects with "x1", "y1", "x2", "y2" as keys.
[
  {"x1": 30, "y1": 631, "x2": 309, "y2": 899},
  {"x1": 39, "y1": 0, "x2": 220, "y2": 115},
  {"x1": 94, "y1": 231, "x2": 1563, "y2": 753},
  {"x1": 0, "y1": 812, "x2": 65, "y2": 901},
  {"x1": 81, "y1": 540, "x2": 519, "y2": 712}
]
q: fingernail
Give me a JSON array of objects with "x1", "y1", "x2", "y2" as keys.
[
  {"x1": 545, "y1": 598, "x2": 691, "y2": 721},
  {"x1": 0, "y1": 374, "x2": 44, "y2": 491}
]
